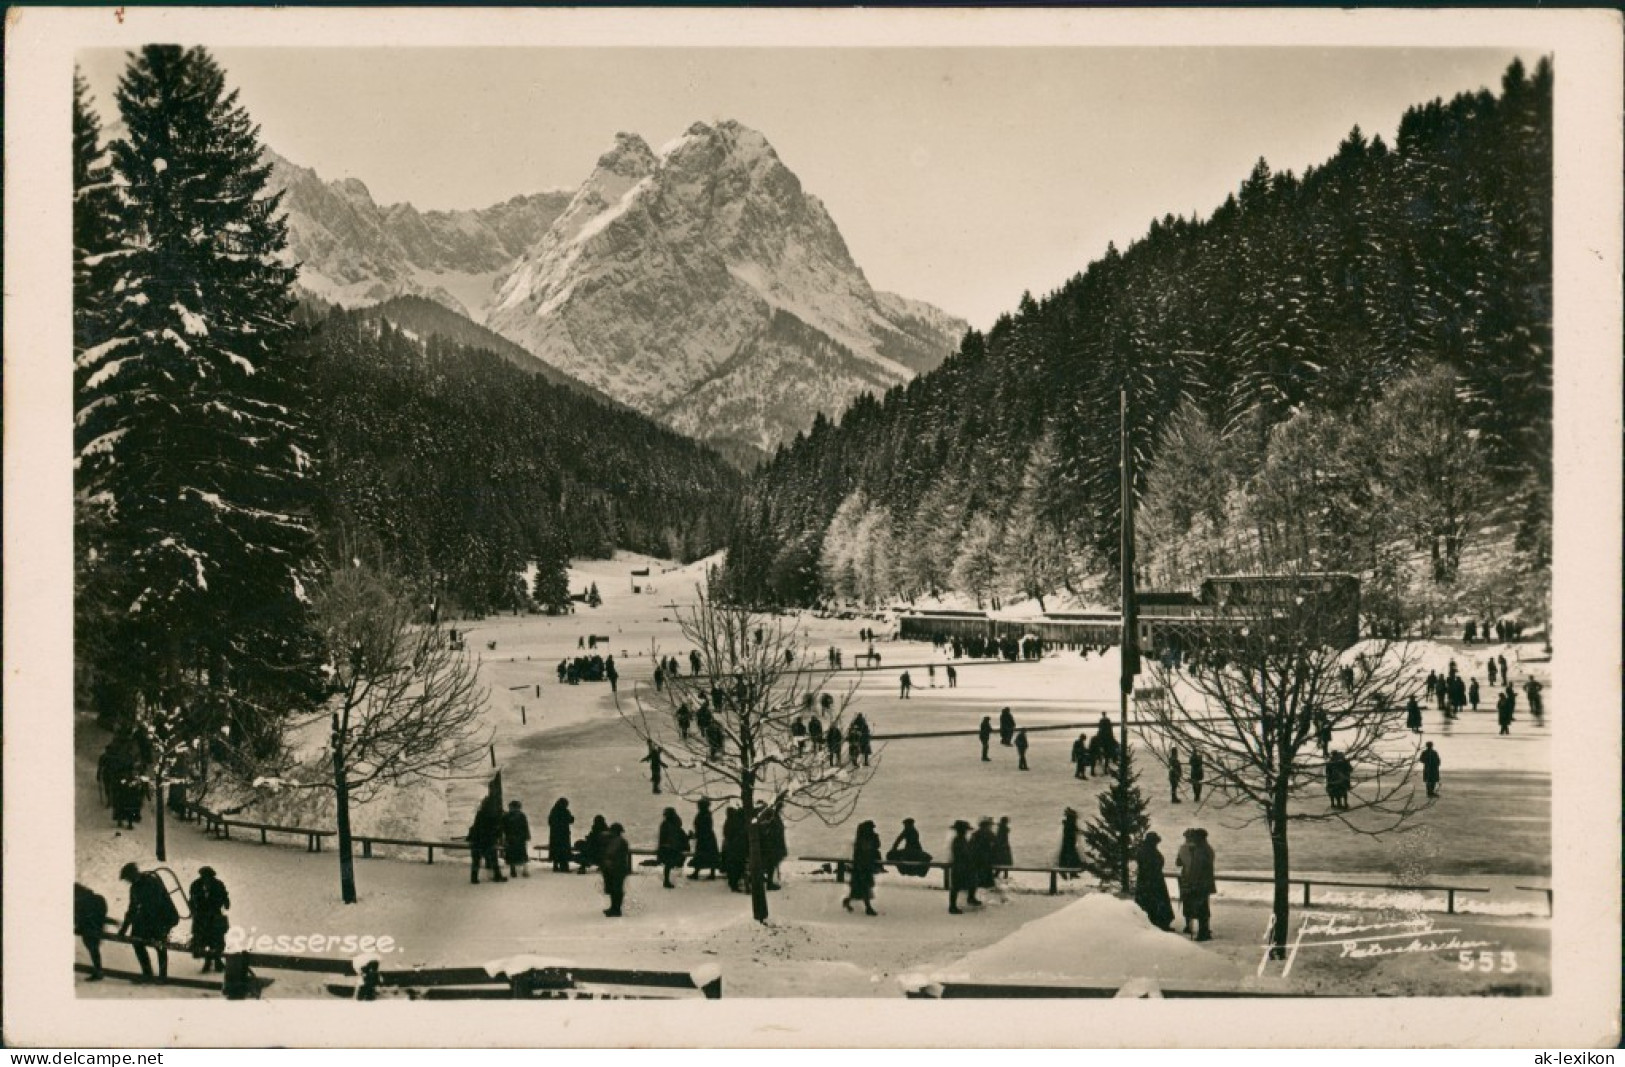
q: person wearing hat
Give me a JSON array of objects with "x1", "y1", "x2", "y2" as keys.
[
  {"x1": 947, "y1": 820, "x2": 977, "y2": 914},
  {"x1": 1175, "y1": 828, "x2": 1217, "y2": 941},
  {"x1": 843, "y1": 820, "x2": 883, "y2": 916},
  {"x1": 1133, "y1": 832, "x2": 1176, "y2": 932},
  {"x1": 886, "y1": 817, "x2": 932, "y2": 877},
  {"x1": 187, "y1": 865, "x2": 231, "y2": 973},
  {"x1": 600, "y1": 822, "x2": 632, "y2": 917},
  {"x1": 503, "y1": 799, "x2": 533, "y2": 879},
  {"x1": 118, "y1": 862, "x2": 178, "y2": 982},
  {"x1": 969, "y1": 816, "x2": 999, "y2": 892}
]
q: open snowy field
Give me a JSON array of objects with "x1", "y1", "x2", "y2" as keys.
[{"x1": 74, "y1": 552, "x2": 1553, "y2": 998}]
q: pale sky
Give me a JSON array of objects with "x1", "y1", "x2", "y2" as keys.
[{"x1": 79, "y1": 47, "x2": 1526, "y2": 329}]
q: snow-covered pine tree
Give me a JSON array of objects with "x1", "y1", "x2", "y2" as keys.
[
  {"x1": 1081, "y1": 740, "x2": 1152, "y2": 893},
  {"x1": 76, "y1": 46, "x2": 321, "y2": 753},
  {"x1": 587, "y1": 581, "x2": 603, "y2": 608},
  {"x1": 74, "y1": 68, "x2": 132, "y2": 725}
]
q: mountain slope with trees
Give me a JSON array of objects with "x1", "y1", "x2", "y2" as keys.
[
  {"x1": 302, "y1": 309, "x2": 742, "y2": 615},
  {"x1": 725, "y1": 59, "x2": 1551, "y2": 624}
]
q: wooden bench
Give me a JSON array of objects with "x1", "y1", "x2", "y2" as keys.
[
  {"x1": 354, "y1": 835, "x2": 471, "y2": 864},
  {"x1": 798, "y1": 855, "x2": 1086, "y2": 896}
]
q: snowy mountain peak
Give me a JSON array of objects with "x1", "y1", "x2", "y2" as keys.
[{"x1": 483, "y1": 120, "x2": 966, "y2": 454}]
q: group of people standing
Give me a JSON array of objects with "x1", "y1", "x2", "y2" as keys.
[
  {"x1": 790, "y1": 711, "x2": 873, "y2": 767},
  {"x1": 75, "y1": 862, "x2": 231, "y2": 984},
  {"x1": 1133, "y1": 828, "x2": 1217, "y2": 941}
]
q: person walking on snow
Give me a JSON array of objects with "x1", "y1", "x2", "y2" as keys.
[
  {"x1": 547, "y1": 798, "x2": 575, "y2": 873},
  {"x1": 688, "y1": 798, "x2": 721, "y2": 881},
  {"x1": 1168, "y1": 751, "x2": 1184, "y2": 803},
  {"x1": 899, "y1": 671, "x2": 912, "y2": 699},
  {"x1": 1175, "y1": 828, "x2": 1217, "y2": 941},
  {"x1": 1015, "y1": 729, "x2": 1031, "y2": 771},
  {"x1": 1189, "y1": 750, "x2": 1205, "y2": 802},
  {"x1": 641, "y1": 742, "x2": 666, "y2": 794},
  {"x1": 978, "y1": 716, "x2": 993, "y2": 762},
  {"x1": 503, "y1": 800, "x2": 532, "y2": 879},
  {"x1": 843, "y1": 821, "x2": 883, "y2": 916},
  {"x1": 1419, "y1": 742, "x2": 1442, "y2": 797},
  {"x1": 599, "y1": 824, "x2": 632, "y2": 917},
  {"x1": 188, "y1": 866, "x2": 231, "y2": 973},
  {"x1": 656, "y1": 807, "x2": 689, "y2": 889},
  {"x1": 468, "y1": 795, "x2": 507, "y2": 884},
  {"x1": 999, "y1": 707, "x2": 1016, "y2": 747},
  {"x1": 947, "y1": 821, "x2": 978, "y2": 914}
]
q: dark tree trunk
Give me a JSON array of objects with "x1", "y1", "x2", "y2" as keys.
[
  {"x1": 333, "y1": 720, "x2": 357, "y2": 905},
  {"x1": 1269, "y1": 800, "x2": 1290, "y2": 960},
  {"x1": 154, "y1": 779, "x2": 167, "y2": 862}
]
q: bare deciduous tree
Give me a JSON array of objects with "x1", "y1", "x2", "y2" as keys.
[
  {"x1": 618, "y1": 591, "x2": 877, "y2": 922},
  {"x1": 288, "y1": 562, "x2": 492, "y2": 903},
  {"x1": 1135, "y1": 574, "x2": 1431, "y2": 958}
]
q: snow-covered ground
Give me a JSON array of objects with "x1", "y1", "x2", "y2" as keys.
[{"x1": 75, "y1": 551, "x2": 1553, "y2": 998}]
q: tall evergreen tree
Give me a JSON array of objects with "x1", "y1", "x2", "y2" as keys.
[{"x1": 76, "y1": 46, "x2": 321, "y2": 755}]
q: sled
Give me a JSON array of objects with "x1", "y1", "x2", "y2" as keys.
[{"x1": 151, "y1": 866, "x2": 191, "y2": 920}]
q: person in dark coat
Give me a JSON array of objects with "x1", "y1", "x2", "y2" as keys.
[
  {"x1": 761, "y1": 802, "x2": 788, "y2": 890},
  {"x1": 826, "y1": 724, "x2": 844, "y2": 767},
  {"x1": 1325, "y1": 751, "x2": 1352, "y2": 810},
  {"x1": 75, "y1": 882, "x2": 108, "y2": 981},
  {"x1": 721, "y1": 806, "x2": 748, "y2": 892},
  {"x1": 843, "y1": 820, "x2": 883, "y2": 916},
  {"x1": 688, "y1": 798, "x2": 721, "y2": 880},
  {"x1": 998, "y1": 707, "x2": 1016, "y2": 747},
  {"x1": 1420, "y1": 742, "x2": 1442, "y2": 797},
  {"x1": 1498, "y1": 655, "x2": 1509, "y2": 686},
  {"x1": 886, "y1": 818, "x2": 932, "y2": 877},
  {"x1": 1497, "y1": 690, "x2": 1515, "y2": 735},
  {"x1": 978, "y1": 716, "x2": 993, "y2": 762},
  {"x1": 1469, "y1": 678, "x2": 1481, "y2": 711},
  {"x1": 1175, "y1": 828, "x2": 1217, "y2": 941},
  {"x1": 118, "y1": 862, "x2": 177, "y2": 982},
  {"x1": 676, "y1": 704, "x2": 693, "y2": 741},
  {"x1": 600, "y1": 823, "x2": 632, "y2": 917},
  {"x1": 899, "y1": 671, "x2": 912, "y2": 699},
  {"x1": 992, "y1": 816, "x2": 1014, "y2": 878},
  {"x1": 1168, "y1": 751, "x2": 1183, "y2": 803},
  {"x1": 969, "y1": 816, "x2": 998, "y2": 890},
  {"x1": 547, "y1": 798, "x2": 575, "y2": 873},
  {"x1": 1487, "y1": 657, "x2": 1498, "y2": 686},
  {"x1": 807, "y1": 716, "x2": 824, "y2": 748},
  {"x1": 1014, "y1": 729, "x2": 1031, "y2": 770},
  {"x1": 468, "y1": 795, "x2": 507, "y2": 884},
  {"x1": 1189, "y1": 751, "x2": 1205, "y2": 802},
  {"x1": 503, "y1": 800, "x2": 532, "y2": 878},
  {"x1": 1133, "y1": 833, "x2": 1176, "y2": 932},
  {"x1": 577, "y1": 814, "x2": 608, "y2": 873},
  {"x1": 641, "y1": 742, "x2": 666, "y2": 794},
  {"x1": 188, "y1": 866, "x2": 231, "y2": 972},
  {"x1": 1406, "y1": 696, "x2": 1423, "y2": 734},
  {"x1": 1071, "y1": 734, "x2": 1089, "y2": 779},
  {"x1": 112, "y1": 769, "x2": 145, "y2": 830},
  {"x1": 1095, "y1": 714, "x2": 1117, "y2": 767},
  {"x1": 1524, "y1": 677, "x2": 1544, "y2": 723},
  {"x1": 656, "y1": 807, "x2": 690, "y2": 889},
  {"x1": 946, "y1": 664, "x2": 958, "y2": 688},
  {"x1": 947, "y1": 820, "x2": 977, "y2": 914},
  {"x1": 1057, "y1": 808, "x2": 1083, "y2": 878}
]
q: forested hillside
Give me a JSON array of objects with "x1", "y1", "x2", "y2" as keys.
[
  {"x1": 303, "y1": 310, "x2": 741, "y2": 614},
  {"x1": 725, "y1": 59, "x2": 1551, "y2": 623}
]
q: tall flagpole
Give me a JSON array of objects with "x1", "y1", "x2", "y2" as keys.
[{"x1": 1118, "y1": 386, "x2": 1140, "y2": 895}]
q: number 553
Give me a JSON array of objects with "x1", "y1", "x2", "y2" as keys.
[{"x1": 1459, "y1": 950, "x2": 1517, "y2": 972}]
